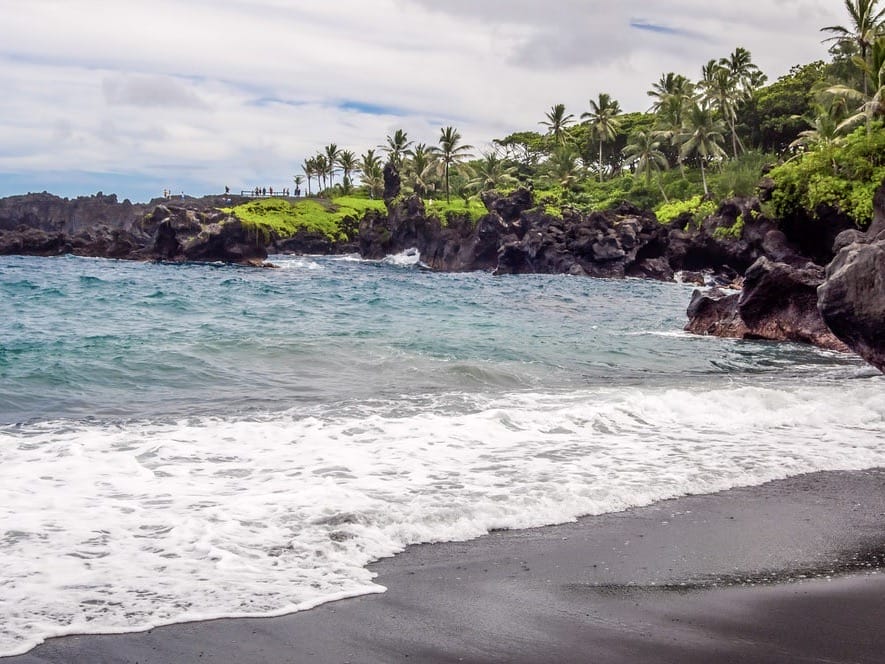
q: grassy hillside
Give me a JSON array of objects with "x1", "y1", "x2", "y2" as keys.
[
  {"x1": 224, "y1": 197, "x2": 385, "y2": 241},
  {"x1": 225, "y1": 195, "x2": 488, "y2": 241}
]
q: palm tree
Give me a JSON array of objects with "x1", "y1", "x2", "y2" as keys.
[
  {"x1": 403, "y1": 143, "x2": 438, "y2": 197},
  {"x1": 324, "y1": 144, "x2": 340, "y2": 189},
  {"x1": 821, "y1": 0, "x2": 885, "y2": 96},
  {"x1": 700, "y1": 59, "x2": 742, "y2": 157},
  {"x1": 650, "y1": 75, "x2": 697, "y2": 177},
  {"x1": 360, "y1": 149, "x2": 384, "y2": 198},
  {"x1": 292, "y1": 174, "x2": 304, "y2": 196},
  {"x1": 789, "y1": 106, "x2": 846, "y2": 172},
  {"x1": 314, "y1": 153, "x2": 329, "y2": 192},
  {"x1": 381, "y1": 129, "x2": 413, "y2": 169},
  {"x1": 432, "y1": 126, "x2": 473, "y2": 202},
  {"x1": 547, "y1": 145, "x2": 583, "y2": 191},
  {"x1": 467, "y1": 152, "x2": 518, "y2": 192},
  {"x1": 623, "y1": 130, "x2": 670, "y2": 201},
  {"x1": 581, "y1": 93, "x2": 622, "y2": 182},
  {"x1": 539, "y1": 103, "x2": 575, "y2": 146},
  {"x1": 301, "y1": 158, "x2": 316, "y2": 196},
  {"x1": 647, "y1": 72, "x2": 695, "y2": 113},
  {"x1": 338, "y1": 150, "x2": 358, "y2": 194},
  {"x1": 680, "y1": 102, "x2": 728, "y2": 196},
  {"x1": 829, "y1": 35, "x2": 885, "y2": 132},
  {"x1": 723, "y1": 47, "x2": 766, "y2": 96}
]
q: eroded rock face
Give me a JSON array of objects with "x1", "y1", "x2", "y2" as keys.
[
  {"x1": 818, "y1": 179, "x2": 885, "y2": 372},
  {"x1": 0, "y1": 195, "x2": 269, "y2": 266},
  {"x1": 685, "y1": 256, "x2": 848, "y2": 351},
  {"x1": 739, "y1": 258, "x2": 847, "y2": 350}
]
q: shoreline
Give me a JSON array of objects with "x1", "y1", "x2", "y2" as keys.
[{"x1": 5, "y1": 468, "x2": 885, "y2": 663}]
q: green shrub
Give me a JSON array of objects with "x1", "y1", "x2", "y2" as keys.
[
  {"x1": 655, "y1": 195, "x2": 717, "y2": 226},
  {"x1": 768, "y1": 124, "x2": 885, "y2": 227}
]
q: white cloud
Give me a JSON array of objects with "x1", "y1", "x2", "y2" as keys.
[{"x1": 0, "y1": 0, "x2": 845, "y2": 201}]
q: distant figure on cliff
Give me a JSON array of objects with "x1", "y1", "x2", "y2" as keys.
[
  {"x1": 224, "y1": 185, "x2": 229, "y2": 195},
  {"x1": 262, "y1": 187, "x2": 266, "y2": 196},
  {"x1": 294, "y1": 187, "x2": 301, "y2": 197}
]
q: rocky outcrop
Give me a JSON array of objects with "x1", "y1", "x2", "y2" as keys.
[
  {"x1": 357, "y1": 188, "x2": 813, "y2": 283},
  {"x1": 136, "y1": 206, "x2": 268, "y2": 265},
  {"x1": 0, "y1": 195, "x2": 268, "y2": 266},
  {"x1": 0, "y1": 192, "x2": 145, "y2": 234},
  {"x1": 685, "y1": 257, "x2": 849, "y2": 351},
  {"x1": 817, "y1": 179, "x2": 885, "y2": 372}
]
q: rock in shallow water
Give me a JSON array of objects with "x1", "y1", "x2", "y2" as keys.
[{"x1": 685, "y1": 257, "x2": 848, "y2": 351}]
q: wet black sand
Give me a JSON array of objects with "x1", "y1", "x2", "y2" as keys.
[{"x1": 6, "y1": 469, "x2": 885, "y2": 663}]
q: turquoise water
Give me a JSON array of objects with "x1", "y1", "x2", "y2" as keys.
[
  {"x1": 1, "y1": 253, "x2": 882, "y2": 655},
  {"x1": 0, "y1": 253, "x2": 853, "y2": 423}
]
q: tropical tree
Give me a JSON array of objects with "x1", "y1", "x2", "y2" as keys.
[
  {"x1": 292, "y1": 174, "x2": 304, "y2": 196},
  {"x1": 432, "y1": 126, "x2": 473, "y2": 202},
  {"x1": 381, "y1": 129, "x2": 413, "y2": 169},
  {"x1": 829, "y1": 35, "x2": 885, "y2": 132},
  {"x1": 324, "y1": 144, "x2": 340, "y2": 188},
  {"x1": 467, "y1": 152, "x2": 518, "y2": 192},
  {"x1": 338, "y1": 150, "x2": 358, "y2": 194},
  {"x1": 789, "y1": 107, "x2": 845, "y2": 171},
  {"x1": 546, "y1": 145, "x2": 583, "y2": 190},
  {"x1": 623, "y1": 130, "x2": 670, "y2": 201},
  {"x1": 403, "y1": 143, "x2": 438, "y2": 197},
  {"x1": 699, "y1": 59, "x2": 742, "y2": 157},
  {"x1": 314, "y1": 153, "x2": 329, "y2": 192},
  {"x1": 680, "y1": 102, "x2": 728, "y2": 196},
  {"x1": 301, "y1": 158, "x2": 316, "y2": 196},
  {"x1": 723, "y1": 47, "x2": 766, "y2": 96},
  {"x1": 581, "y1": 92, "x2": 622, "y2": 182},
  {"x1": 821, "y1": 0, "x2": 885, "y2": 96},
  {"x1": 360, "y1": 149, "x2": 384, "y2": 198},
  {"x1": 539, "y1": 103, "x2": 576, "y2": 146},
  {"x1": 649, "y1": 75, "x2": 696, "y2": 176},
  {"x1": 647, "y1": 73, "x2": 695, "y2": 113}
]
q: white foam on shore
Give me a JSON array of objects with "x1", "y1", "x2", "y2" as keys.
[
  {"x1": 381, "y1": 248, "x2": 421, "y2": 268},
  {"x1": 1, "y1": 380, "x2": 883, "y2": 655}
]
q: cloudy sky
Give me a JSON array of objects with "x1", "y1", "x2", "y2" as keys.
[{"x1": 0, "y1": 0, "x2": 845, "y2": 202}]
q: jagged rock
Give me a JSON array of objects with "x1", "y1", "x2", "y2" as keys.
[
  {"x1": 0, "y1": 228, "x2": 69, "y2": 255},
  {"x1": 480, "y1": 188, "x2": 533, "y2": 223},
  {"x1": 685, "y1": 257, "x2": 848, "y2": 350},
  {"x1": 0, "y1": 192, "x2": 142, "y2": 235},
  {"x1": 818, "y1": 179, "x2": 885, "y2": 372},
  {"x1": 685, "y1": 288, "x2": 748, "y2": 337},
  {"x1": 382, "y1": 162, "x2": 400, "y2": 204},
  {"x1": 739, "y1": 257, "x2": 847, "y2": 349},
  {"x1": 0, "y1": 194, "x2": 270, "y2": 266}
]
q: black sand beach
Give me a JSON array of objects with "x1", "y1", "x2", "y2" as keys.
[{"x1": 6, "y1": 469, "x2": 885, "y2": 664}]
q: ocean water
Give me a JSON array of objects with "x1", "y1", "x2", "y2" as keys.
[{"x1": 1, "y1": 252, "x2": 883, "y2": 655}]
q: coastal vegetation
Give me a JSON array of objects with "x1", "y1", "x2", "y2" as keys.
[{"x1": 235, "y1": 0, "x2": 884, "y2": 241}]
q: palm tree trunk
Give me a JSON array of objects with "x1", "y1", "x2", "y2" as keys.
[
  {"x1": 445, "y1": 163, "x2": 450, "y2": 203},
  {"x1": 700, "y1": 161, "x2": 709, "y2": 196},
  {"x1": 657, "y1": 173, "x2": 669, "y2": 203},
  {"x1": 730, "y1": 119, "x2": 739, "y2": 159},
  {"x1": 598, "y1": 142, "x2": 604, "y2": 182}
]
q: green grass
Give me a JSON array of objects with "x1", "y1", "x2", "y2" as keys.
[
  {"x1": 425, "y1": 198, "x2": 487, "y2": 224},
  {"x1": 223, "y1": 196, "x2": 385, "y2": 241}
]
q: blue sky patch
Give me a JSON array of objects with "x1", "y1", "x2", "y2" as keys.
[
  {"x1": 629, "y1": 19, "x2": 705, "y2": 40},
  {"x1": 339, "y1": 100, "x2": 406, "y2": 116}
]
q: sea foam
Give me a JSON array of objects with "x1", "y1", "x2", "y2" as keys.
[{"x1": 1, "y1": 381, "x2": 883, "y2": 655}]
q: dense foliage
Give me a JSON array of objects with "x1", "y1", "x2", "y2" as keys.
[
  {"x1": 236, "y1": 1, "x2": 885, "y2": 240},
  {"x1": 768, "y1": 124, "x2": 885, "y2": 225}
]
